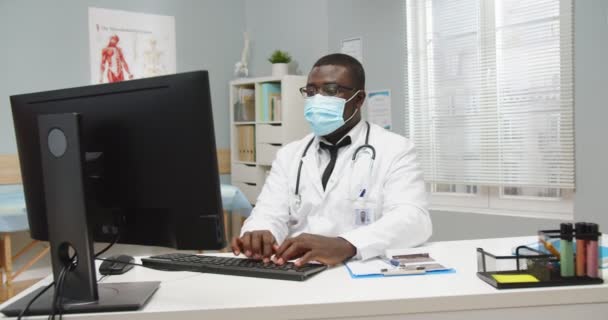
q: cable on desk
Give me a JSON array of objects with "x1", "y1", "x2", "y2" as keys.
[
  {"x1": 94, "y1": 254, "x2": 200, "y2": 271},
  {"x1": 16, "y1": 281, "x2": 54, "y2": 320},
  {"x1": 48, "y1": 264, "x2": 69, "y2": 320},
  {"x1": 94, "y1": 234, "x2": 120, "y2": 258},
  {"x1": 18, "y1": 249, "x2": 187, "y2": 319}
]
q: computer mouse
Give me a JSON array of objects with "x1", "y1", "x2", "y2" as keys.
[{"x1": 99, "y1": 254, "x2": 135, "y2": 275}]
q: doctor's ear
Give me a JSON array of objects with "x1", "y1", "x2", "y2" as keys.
[{"x1": 354, "y1": 90, "x2": 366, "y2": 108}]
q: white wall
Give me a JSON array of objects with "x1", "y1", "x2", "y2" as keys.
[
  {"x1": 573, "y1": 0, "x2": 608, "y2": 229},
  {"x1": 244, "y1": 0, "x2": 329, "y2": 77},
  {"x1": 327, "y1": 0, "x2": 408, "y2": 135}
]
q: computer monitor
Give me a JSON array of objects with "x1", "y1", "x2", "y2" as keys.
[{"x1": 3, "y1": 71, "x2": 225, "y2": 316}]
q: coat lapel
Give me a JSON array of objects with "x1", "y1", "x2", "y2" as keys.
[{"x1": 301, "y1": 148, "x2": 324, "y2": 197}]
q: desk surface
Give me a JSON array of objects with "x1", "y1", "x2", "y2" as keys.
[{"x1": 2, "y1": 236, "x2": 607, "y2": 320}]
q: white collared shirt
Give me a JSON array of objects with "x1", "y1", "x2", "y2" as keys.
[{"x1": 315, "y1": 121, "x2": 366, "y2": 182}]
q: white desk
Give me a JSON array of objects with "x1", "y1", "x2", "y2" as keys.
[{"x1": 2, "y1": 236, "x2": 607, "y2": 320}]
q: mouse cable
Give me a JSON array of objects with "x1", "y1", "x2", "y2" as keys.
[
  {"x1": 96, "y1": 253, "x2": 203, "y2": 269},
  {"x1": 94, "y1": 234, "x2": 120, "y2": 258},
  {"x1": 95, "y1": 256, "x2": 199, "y2": 272}
]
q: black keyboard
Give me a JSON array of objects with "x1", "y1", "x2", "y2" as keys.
[{"x1": 141, "y1": 253, "x2": 327, "y2": 281}]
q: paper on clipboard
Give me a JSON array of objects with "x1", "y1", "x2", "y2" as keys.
[{"x1": 345, "y1": 259, "x2": 388, "y2": 277}]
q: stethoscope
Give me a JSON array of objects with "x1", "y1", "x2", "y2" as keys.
[{"x1": 292, "y1": 121, "x2": 376, "y2": 211}]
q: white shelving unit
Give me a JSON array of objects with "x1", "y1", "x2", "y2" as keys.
[{"x1": 229, "y1": 75, "x2": 309, "y2": 204}]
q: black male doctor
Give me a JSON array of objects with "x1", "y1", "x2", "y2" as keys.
[{"x1": 231, "y1": 54, "x2": 431, "y2": 266}]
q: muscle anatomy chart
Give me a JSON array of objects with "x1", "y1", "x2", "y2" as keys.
[{"x1": 89, "y1": 7, "x2": 176, "y2": 84}]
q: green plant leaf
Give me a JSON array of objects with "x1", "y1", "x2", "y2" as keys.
[{"x1": 268, "y1": 50, "x2": 292, "y2": 64}]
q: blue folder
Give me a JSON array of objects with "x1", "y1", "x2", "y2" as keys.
[{"x1": 344, "y1": 262, "x2": 456, "y2": 279}]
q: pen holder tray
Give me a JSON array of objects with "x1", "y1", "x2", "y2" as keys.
[{"x1": 477, "y1": 247, "x2": 603, "y2": 289}]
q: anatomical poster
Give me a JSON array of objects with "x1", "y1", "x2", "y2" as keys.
[{"x1": 89, "y1": 7, "x2": 176, "y2": 84}]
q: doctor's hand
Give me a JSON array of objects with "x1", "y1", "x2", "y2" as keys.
[
  {"x1": 273, "y1": 233, "x2": 357, "y2": 267},
  {"x1": 231, "y1": 230, "x2": 276, "y2": 263}
]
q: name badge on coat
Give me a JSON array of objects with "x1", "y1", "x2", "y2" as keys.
[{"x1": 353, "y1": 199, "x2": 375, "y2": 226}]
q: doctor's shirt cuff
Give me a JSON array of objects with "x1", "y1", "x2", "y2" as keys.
[
  {"x1": 338, "y1": 236, "x2": 363, "y2": 261},
  {"x1": 338, "y1": 230, "x2": 381, "y2": 261}
]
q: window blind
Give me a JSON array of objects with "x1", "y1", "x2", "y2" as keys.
[{"x1": 406, "y1": 0, "x2": 574, "y2": 189}]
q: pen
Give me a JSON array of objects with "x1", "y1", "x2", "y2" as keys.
[
  {"x1": 381, "y1": 267, "x2": 426, "y2": 276},
  {"x1": 359, "y1": 189, "x2": 366, "y2": 198},
  {"x1": 540, "y1": 239, "x2": 561, "y2": 259},
  {"x1": 380, "y1": 256, "x2": 400, "y2": 267}
]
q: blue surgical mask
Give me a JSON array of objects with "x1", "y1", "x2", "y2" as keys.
[{"x1": 304, "y1": 92, "x2": 360, "y2": 136}]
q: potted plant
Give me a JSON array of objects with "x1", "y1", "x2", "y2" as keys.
[{"x1": 268, "y1": 50, "x2": 291, "y2": 77}]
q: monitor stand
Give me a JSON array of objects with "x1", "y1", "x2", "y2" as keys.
[{"x1": 2, "y1": 113, "x2": 159, "y2": 317}]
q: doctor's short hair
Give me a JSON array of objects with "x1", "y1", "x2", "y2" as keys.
[{"x1": 312, "y1": 53, "x2": 365, "y2": 90}]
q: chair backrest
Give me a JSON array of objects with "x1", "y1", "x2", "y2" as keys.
[
  {"x1": 217, "y1": 148, "x2": 230, "y2": 175},
  {"x1": 0, "y1": 154, "x2": 21, "y2": 185}
]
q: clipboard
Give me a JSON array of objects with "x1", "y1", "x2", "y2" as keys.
[{"x1": 344, "y1": 256, "x2": 455, "y2": 279}]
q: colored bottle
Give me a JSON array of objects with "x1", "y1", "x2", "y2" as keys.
[
  {"x1": 575, "y1": 222, "x2": 587, "y2": 277},
  {"x1": 560, "y1": 223, "x2": 574, "y2": 277},
  {"x1": 586, "y1": 223, "x2": 600, "y2": 278}
]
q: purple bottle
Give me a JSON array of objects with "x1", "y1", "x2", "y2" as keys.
[{"x1": 586, "y1": 223, "x2": 600, "y2": 278}]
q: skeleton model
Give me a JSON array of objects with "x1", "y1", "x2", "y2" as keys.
[{"x1": 234, "y1": 32, "x2": 250, "y2": 78}]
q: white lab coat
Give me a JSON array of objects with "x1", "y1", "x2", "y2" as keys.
[{"x1": 241, "y1": 121, "x2": 432, "y2": 260}]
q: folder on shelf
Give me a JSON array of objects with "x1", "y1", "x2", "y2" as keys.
[
  {"x1": 237, "y1": 126, "x2": 245, "y2": 161},
  {"x1": 246, "y1": 125, "x2": 255, "y2": 162},
  {"x1": 236, "y1": 125, "x2": 255, "y2": 162},
  {"x1": 260, "y1": 83, "x2": 281, "y2": 122}
]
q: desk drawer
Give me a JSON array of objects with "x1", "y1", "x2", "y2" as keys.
[
  {"x1": 232, "y1": 163, "x2": 263, "y2": 183},
  {"x1": 257, "y1": 143, "x2": 282, "y2": 166},
  {"x1": 256, "y1": 124, "x2": 283, "y2": 144},
  {"x1": 232, "y1": 181, "x2": 262, "y2": 204}
]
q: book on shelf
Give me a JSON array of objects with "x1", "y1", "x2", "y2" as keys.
[
  {"x1": 259, "y1": 83, "x2": 282, "y2": 122},
  {"x1": 234, "y1": 87, "x2": 255, "y2": 122},
  {"x1": 237, "y1": 125, "x2": 255, "y2": 162}
]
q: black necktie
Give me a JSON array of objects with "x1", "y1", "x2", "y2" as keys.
[{"x1": 319, "y1": 136, "x2": 352, "y2": 190}]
